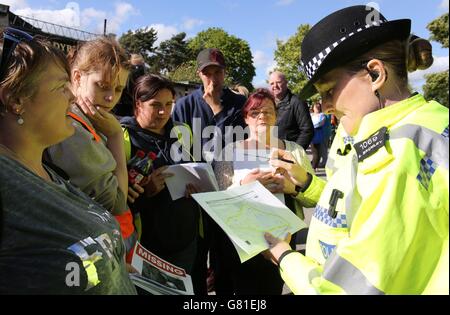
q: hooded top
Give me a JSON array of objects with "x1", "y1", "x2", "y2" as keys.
[{"x1": 120, "y1": 116, "x2": 200, "y2": 267}]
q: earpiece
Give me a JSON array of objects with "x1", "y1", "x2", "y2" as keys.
[{"x1": 369, "y1": 71, "x2": 379, "y2": 82}]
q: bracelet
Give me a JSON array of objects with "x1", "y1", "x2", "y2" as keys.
[{"x1": 277, "y1": 249, "x2": 297, "y2": 266}]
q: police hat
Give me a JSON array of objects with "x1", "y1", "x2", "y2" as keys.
[{"x1": 299, "y1": 5, "x2": 411, "y2": 100}]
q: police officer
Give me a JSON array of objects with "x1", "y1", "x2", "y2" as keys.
[{"x1": 264, "y1": 5, "x2": 449, "y2": 294}]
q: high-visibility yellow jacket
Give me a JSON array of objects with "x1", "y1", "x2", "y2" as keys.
[{"x1": 279, "y1": 94, "x2": 449, "y2": 294}]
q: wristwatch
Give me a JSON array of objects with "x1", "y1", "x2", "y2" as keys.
[{"x1": 293, "y1": 173, "x2": 313, "y2": 197}]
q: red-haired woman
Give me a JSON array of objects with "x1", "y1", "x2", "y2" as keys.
[{"x1": 212, "y1": 88, "x2": 321, "y2": 295}]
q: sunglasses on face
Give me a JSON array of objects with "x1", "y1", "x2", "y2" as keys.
[{"x1": 0, "y1": 27, "x2": 33, "y2": 83}]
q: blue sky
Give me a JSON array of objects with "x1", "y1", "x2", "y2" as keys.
[{"x1": 4, "y1": 0, "x2": 449, "y2": 90}]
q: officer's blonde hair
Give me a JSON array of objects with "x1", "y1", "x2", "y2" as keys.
[{"x1": 344, "y1": 37, "x2": 433, "y2": 93}]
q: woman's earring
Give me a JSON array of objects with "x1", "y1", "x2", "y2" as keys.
[
  {"x1": 14, "y1": 108, "x2": 24, "y2": 125},
  {"x1": 17, "y1": 115, "x2": 24, "y2": 125}
]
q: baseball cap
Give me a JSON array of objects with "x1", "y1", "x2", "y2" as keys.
[{"x1": 197, "y1": 48, "x2": 226, "y2": 72}]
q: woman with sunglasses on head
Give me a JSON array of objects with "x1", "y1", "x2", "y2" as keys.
[
  {"x1": 212, "y1": 88, "x2": 322, "y2": 295},
  {"x1": 0, "y1": 28, "x2": 136, "y2": 294},
  {"x1": 264, "y1": 5, "x2": 448, "y2": 294},
  {"x1": 44, "y1": 38, "x2": 137, "y2": 264}
]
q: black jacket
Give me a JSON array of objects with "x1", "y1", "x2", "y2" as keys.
[
  {"x1": 275, "y1": 89, "x2": 314, "y2": 150},
  {"x1": 120, "y1": 117, "x2": 200, "y2": 259}
]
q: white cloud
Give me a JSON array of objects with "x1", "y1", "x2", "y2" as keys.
[
  {"x1": 252, "y1": 49, "x2": 278, "y2": 88},
  {"x1": 252, "y1": 49, "x2": 277, "y2": 76},
  {"x1": 104, "y1": 2, "x2": 137, "y2": 34},
  {"x1": 81, "y1": 7, "x2": 106, "y2": 33},
  {"x1": 253, "y1": 50, "x2": 271, "y2": 67},
  {"x1": 149, "y1": 24, "x2": 179, "y2": 45},
  {"x1": 13, "y1": 2, "x2": 136, "y2": 35},
  {"x1": 115, "y1": 2, "x2": 134, "y2": 18},
  {"x1": 276, "y1": 0, "x2": 295, "y2": 6},
  {"x1": 15, "y1": 2, "x2": 81, "y2": 28},
  {"x1": 182, "y1": 18, "x2": 204, "y2": 31},
  {"x1": 265, "y1": 60, "x2": 278, "y2": 76},
  {"x1": 409, "y1": 55, "x2": 449, "y2": 90},
  {"x1": 80, "y1": 2, "x2": 137, "y2": 34},
  {"x1": 439, "y1": 0, "x2": 449, "y2": 11},
  {"x1": 2, "y1": 0, "x2": 28, "y2": 10}
]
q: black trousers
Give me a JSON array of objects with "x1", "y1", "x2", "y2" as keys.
[{"x1": 211, "y1": 225, "x2": 287, "y2": 295}]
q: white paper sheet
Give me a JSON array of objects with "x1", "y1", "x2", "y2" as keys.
[
  {"x1": 233, "y1": 148, "x2": 285, "y2": 204},
  {"x1": 164, "y1": 163, "x2": 219, "y2": 200},
  {"x1": 192, "y1": 181, "x2": 306, "y2": 262}
]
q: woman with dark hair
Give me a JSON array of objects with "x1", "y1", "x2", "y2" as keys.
[
  {"x1": 120, "y1": 74, "x2": 201, "y2": 291},
  {"x1": 0, "y1": 28, "x2": 135, "y2": 294},
  {"x1": 265, "y1": 6, "x2": 448, "y2": 294},
  {"x1": 212, "y1": 88, "x2": 321, "y2": 294}
]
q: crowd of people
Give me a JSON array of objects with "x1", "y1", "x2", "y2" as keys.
[{"x1": 0, "y1": 4, "x2": 448, "y2": 295}]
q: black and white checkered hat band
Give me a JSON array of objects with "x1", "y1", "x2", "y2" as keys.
[{"x1": 300, "y1": 19, "x2": 388, "y2": 79}]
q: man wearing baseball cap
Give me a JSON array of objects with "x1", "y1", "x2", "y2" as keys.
[
  {"x1": 172, "y1": 48, "x2": 247, "y2": 295},
  {"x1": 173, "y1": 48, "x2": 245, "y2": 161},
  {"x1": 173, "y1": 49, "x2": 246, "y2": 162}
]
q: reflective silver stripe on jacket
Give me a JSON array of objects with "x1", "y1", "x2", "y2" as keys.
[
  {"x1": 323, "y1": 251, "x2": 385, "y2": 295},
  {"x1": 390, "y1": 124, "x2": 449, "y2": 170},
  {"x1": 327, "y1": 125, "x2": 448, "y2": 173}
]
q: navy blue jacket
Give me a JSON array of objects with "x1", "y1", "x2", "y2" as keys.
[{"x1": 172, "y1": 87, "x2": 247, "y2": 162}]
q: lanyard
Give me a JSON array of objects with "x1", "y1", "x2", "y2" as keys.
[{"x1": 68, "y1": 112, "x2": 101, "y2": 143}]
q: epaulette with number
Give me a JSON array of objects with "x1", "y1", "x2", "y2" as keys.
[{"x1": 354, "y1": 127, "x2": 388, "y2": 162}]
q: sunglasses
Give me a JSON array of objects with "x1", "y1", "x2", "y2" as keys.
[{"x1": 0, "y1": 27, "x2": 33, "y2": 83}]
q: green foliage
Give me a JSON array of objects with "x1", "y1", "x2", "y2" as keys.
[
  {"x1": 273, "y1": 24, "x2": 311, "y2": 97},
  {"x1": 423, "y1": 13, "x2": 449, "y2": 107},
  {"x1": 151, "y1": 32, "x2": 192, "y2": 74},
  {"x1": 423, "y1": 70, "x2": 449, "y2": 107},
  {"x1": 427, "y1": 13, "x2": 449, "y2": 48},
  {"x1": 187, "y1": 28, "x2": 255, "y2": 89},
  {"x1": 168, "y1": 61, "x2": 201, "y2": 84},
  {"x1": 119, "y1": 28, "x2": 158, "y2": 65}
]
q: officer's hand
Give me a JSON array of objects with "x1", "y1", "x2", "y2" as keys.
[
  {"x1": 262, "y1": 232, "x2": 293, "y2": 265},
  {"x1": 270, "y1": 149, "x2": 309, "y2": 187}
]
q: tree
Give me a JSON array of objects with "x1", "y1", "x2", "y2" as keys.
[
  {"x1": 423, "y1": 70, "x2": 449, "y2": 107},
  {"x1": 119, "y1": 27, "x2": 158, "y2": 65},
  {"x1": 152, "y1": 32, "x2": 192, "y2": 75},
  {"x1": 423, "y1": 13, "x2": 449, "y2": 107},
  {"x1": 427, "y1": 13, "x2": 449, "y2": 48},
  {"x1": 169, "y1": 61, "x2": 200, "y2": 84},
  {"x1": 273, "y1": 24, "x2": 313, "y2": 98},
  {"x1": 187, "y1": 28, "x2": 255, "y2": 89}
]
